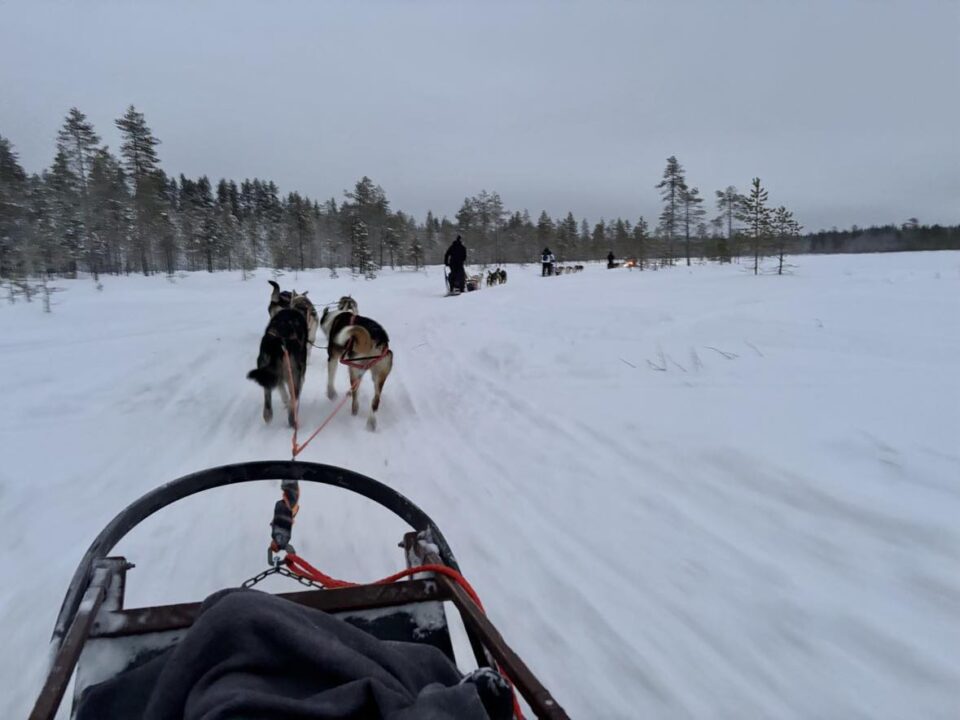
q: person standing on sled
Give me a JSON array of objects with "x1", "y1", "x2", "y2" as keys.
[
  {"x1": 444, "y1": 235, "x2": 468, "y2": 293},
  {"x1": 541, "y1": 247, "x2": 555, "y2": 276},
  {"x1": 607, "y1": 250, "x2": 617, "y2": 268}
]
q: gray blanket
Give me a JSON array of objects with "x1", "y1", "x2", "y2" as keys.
[{"x1": 77, "y1": 588, "x2": 498, "y2": 719}]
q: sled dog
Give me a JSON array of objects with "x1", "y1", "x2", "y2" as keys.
[
  {"x1": 320, "y1": 297, "x2": 393, "y2": 431},
  {"x1": 247, "y1": 308, "x2": 308, "y2": 428},
  {"x1": 269, "y1": 280, "x2": 319, "y2": 355}
]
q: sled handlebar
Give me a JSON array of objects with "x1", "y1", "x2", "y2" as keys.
[{"x1": 51, "y1": 461, "x2": 458, "y2": 649}]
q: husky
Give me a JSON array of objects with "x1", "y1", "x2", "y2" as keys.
[
  {"x1": 268, "y1": 280, "x2": 292, "y2": 317},
  {"x1": 269, "y1": 280, "x2": 319, "y2": 356},
  {"x1": 247, "y1": 308, "x2": 308, "y2": 427},
  {"x1": 320, "y1": 296, "x2": 393, "y2": 431},
  {"x1": 496, "y1": 268, "x2": 507, "y2": 284},
  {"x1": 486, "y1": 271, "x2": 498, "y2": 287}
]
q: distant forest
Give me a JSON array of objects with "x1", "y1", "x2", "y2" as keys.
[{"x1": 1, "y1": 106, "x2": 957, "y2": 284}]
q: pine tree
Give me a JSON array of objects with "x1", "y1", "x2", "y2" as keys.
[
  {"x1": 88, "y1": 148, "x2": 130, "y2": 276},
  {"x1": 488, "y1": 191, "x2": 506, "y2": 263},
  {"x1": 216, "y1": 179, "x2": 242, "y2": 271},
  {"x1": 614, "y1": 218, "x2": 629, "y2": 259},
  {"x1": 195, "y1": 176, "x2": 219, "y2": 273},
  {"x1": 714, "y1": 186, "x2": 740, "y2": 263},
  {"x1": 591, "y1": 219, "x2": 606, "y2": 258},
  {"x1": 455, "y1": 197, "x2": 475, "y2": 253},
  {"x1": 350, "y1": 217, "x2": 374, "y2": 277},
  {"x1": 680, "y1": 186, "x2": 706, "y2": 266},
  {"x1": 383, "y1": 225, "x2": 400, "y2": 269},
  {"x1": 632, "y1": 217, "x2": 649, "y2": 269},
  {"x1": 556, "y1": 212, "x2": 578, "y2": 260},
  {"x1": 285, "y1": 191, "x2": 312, "y2": 270},
  {"x1": 736, "y1": 178, "x2": 772, "y2": 275},
  {"x1": 696, "y1": 222, "x2": 709, "y2": 262},
  {"x1": 56, "y1": 109, "x2": 100, "y2": 192},
  {"x1": 579, "y1": 218, "x2": 590, "y2": 247},
  {"x1": 47, "y1": 149, "x2": 85, "y2": 276},
  {"x1": 536, "y1": 211, "x2": 554, "y2": 255},
  {"x1": 770, "y1": 206, "x2": 802, "y2": 275},
  {"x1": 342, "y1": 177, "x2": 389, "y2": 267},
  {"x1": 655, "y1": 156, "x2": 686, "y2": 265},
  {"x1": 116, "y1": 106, "x2": 160, "y2": 184},
  {"x1": 115, "y1": 106, "x2": 165, "y2": 275},
  {"x1": 321, "y1": 197, "x2": 341, "y2": 271},
  {"x1": 0, "y1": 136, "x2": 28, "y2": 278},
  {"x1": 56, "y1": 108, "x2": 104, "y2": 278},
  {"x1": 408, "y1": 235, "x2": 424, "y2": 270}
]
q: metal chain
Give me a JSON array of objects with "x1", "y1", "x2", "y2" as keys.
[
  {"x1": 277, "y1": 565, "x2": 326, "y2": 589},
  {"x1": 241, "y1": 566, "x2": 279, "y2": 589},
  {"x1": 241, "y1": 563, "x2": 326, "y2": 590}
]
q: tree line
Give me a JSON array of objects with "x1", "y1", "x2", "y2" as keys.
[{"x1": 1, "y1": 107, "x2": 957, "y2": 287}]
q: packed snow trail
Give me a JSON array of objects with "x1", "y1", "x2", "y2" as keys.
[{"x1": 2, "y1": 253, "x2": 959, "y2": 718}]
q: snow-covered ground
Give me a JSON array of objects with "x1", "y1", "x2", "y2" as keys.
[{"x1": 2, "y1": 252, "x2": 959, "y2": 718}]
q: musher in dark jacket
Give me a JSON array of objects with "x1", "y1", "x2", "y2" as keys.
[
  {"x1": 541, "y1": 247, "x2": 555, "y2": 277},
  {"x1": 444, "y1": 236, "x2": 467, "y2": 293}
]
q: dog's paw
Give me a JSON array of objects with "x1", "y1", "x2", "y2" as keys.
[
  {"x1": 263, "y1": 407, "x2": 273, "y2": 423},
  {"x1": 326, "y1": 387, "x2": 337, "y2": 400},
  {"x1": 366, "y1": 415, "x2": 377, "y2": 432},
  {"x1": 287, "y1": 411, "x2": 297, "y2": 428}
]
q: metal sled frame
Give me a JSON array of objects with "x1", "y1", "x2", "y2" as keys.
[{"x1": 30, "y1": 461, "x2": 568, "y2": 720}]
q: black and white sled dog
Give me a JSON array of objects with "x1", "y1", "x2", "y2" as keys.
[
  {"x1": 247, "y1": 307, "x2": 308, "y2": 427},
  {"x1": 268, "y1": 280, "x2": 319, "y2": 356},
  {"x1": 320, "y1": 296, "x2": 393, "y2": 431}
]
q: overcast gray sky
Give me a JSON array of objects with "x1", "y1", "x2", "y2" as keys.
[{"x1": 2, "y1": 0, "x2": 957, "y2": 231}]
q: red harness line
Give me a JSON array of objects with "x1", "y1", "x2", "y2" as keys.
[
  {"x1": 285, "y1": 553, "x2": 524, "y2": 719},
  {"x1": 282, "y1": 340, "x2": 391, "y2": 458}
]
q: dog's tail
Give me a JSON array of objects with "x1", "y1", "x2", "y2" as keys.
[
  {"x1": 247, "y1": 335, "x2": 281, "y2": 387},
  {"x1": 335, "y1": 325, "x2": 375, "y2": 355},
  {"x1": 247, "y1": 367, "x2": 274, "y2": 387}
]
